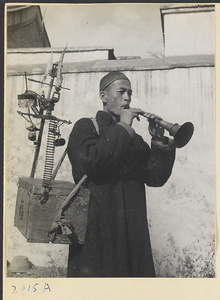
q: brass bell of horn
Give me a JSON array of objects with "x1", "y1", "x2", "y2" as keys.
[
  {"x1": 142, "y1": 112, "x2": 194, "y2": 148},
  {"x1": 154, "y1": 119, "x2": 194, "y2": 148}
]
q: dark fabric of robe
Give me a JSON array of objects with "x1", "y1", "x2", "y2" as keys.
[{"x1": 67, "y1": 110, "x2": 175, "y2": 277}]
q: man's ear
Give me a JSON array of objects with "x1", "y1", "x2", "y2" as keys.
[{"x1": 100, "y1": 91, "x2": 107, "y2": 105}]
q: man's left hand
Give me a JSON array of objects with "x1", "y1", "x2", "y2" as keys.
[{"x1": 147, "y1": 114, "x2": 174, "y2": 147}]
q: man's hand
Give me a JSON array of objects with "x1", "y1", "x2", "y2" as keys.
[
  {"x1": 146, "y1": 113, "x2": 174, "y2": 147},
  {"x1": 147, "y1": 114, "x2": 164, "y2": 141},
  {"x1": 120, "y1": 108, "x2": 145, "y2": 126}
]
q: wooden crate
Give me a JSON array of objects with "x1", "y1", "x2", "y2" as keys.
[{"x1": 14, "y1": 177, "x2": 90, "y2": 244}]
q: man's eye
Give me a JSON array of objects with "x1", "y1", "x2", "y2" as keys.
[{"x1": 118, "y1": 90, "x2": 132, "y2": 96}]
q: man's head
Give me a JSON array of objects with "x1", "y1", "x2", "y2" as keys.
[{"x1": 99, "y1": 72, "x2": 132, "y2": 120}]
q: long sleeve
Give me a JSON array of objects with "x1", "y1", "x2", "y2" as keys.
[
  {"x1": 67, "y1": 118, "x2": 135, "y2": 181},
  {"x1": 141, "y1": 139, "x2": 176, "y2": 187},
  {"x1": 119, "y1": 132, "x2": 176, "y2": 187}
]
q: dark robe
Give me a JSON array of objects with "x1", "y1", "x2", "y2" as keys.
[{"x1": 67, "y1": 110, "x2": 175, "y2": 277}]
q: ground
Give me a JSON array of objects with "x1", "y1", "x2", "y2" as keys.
[{"x1": 7, "y1": 264, "x2": 67, "y2": 278}]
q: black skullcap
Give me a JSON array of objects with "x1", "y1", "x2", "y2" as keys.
[{"x1": 99, "y1": 72, "x2": 130, "y2": 92}]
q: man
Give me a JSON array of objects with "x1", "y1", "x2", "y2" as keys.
[{"x1": 67, "y1": 71, "x2": 176, "y2": 277}]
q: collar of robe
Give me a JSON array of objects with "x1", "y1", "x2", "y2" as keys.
[{"x1": 96, "y1": 110, "x2": 116, "y2": 127}]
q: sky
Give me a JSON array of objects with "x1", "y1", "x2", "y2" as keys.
[{"x1": 40, "y1": 4, "x2": 164, "y2": 59}]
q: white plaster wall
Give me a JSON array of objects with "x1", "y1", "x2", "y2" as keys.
[
  {"x1": 6, "y1": 65, "x2": 215, "y2": 276},
  {"x1": 164, "y1": 11, "x2": 215, "y2": 56}
]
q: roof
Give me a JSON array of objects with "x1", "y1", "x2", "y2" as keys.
[
  {"x1": 159, "y1": 4, "x2": 215, "y2": 45},
  {"x1": 7, "y1": 5, "x2": 51, "y2": 48}
]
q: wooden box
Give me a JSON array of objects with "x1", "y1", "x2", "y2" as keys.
[{"x1": 14, "y1": 177, "x2": 90, "y2": 244}]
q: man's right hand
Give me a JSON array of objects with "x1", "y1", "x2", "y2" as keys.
[{"x1": 120, "y1": 108, "x2": 145, "y2": 126}]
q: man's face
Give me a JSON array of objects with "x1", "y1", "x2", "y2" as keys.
[{"x1": 100, "y1": 79, "x2": 132, "y2": 118}]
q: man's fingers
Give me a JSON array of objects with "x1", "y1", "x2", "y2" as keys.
[
  {"x1": 143, "y1": 112, "x2": 163, "y2": 121},
  {"x1": 148, "y1": 120, "x2": 164, "y2": 140}
]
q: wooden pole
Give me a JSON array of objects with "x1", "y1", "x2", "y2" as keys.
[
  {"x1": 51, "y1": 148, "x2": 67, "y2": 180},
  {"x1": 30, "y1": 76, "x2": 54, "y2": 178},
  {"x1": 30, "y1": 110, "x2": 45, "y2": 178}
]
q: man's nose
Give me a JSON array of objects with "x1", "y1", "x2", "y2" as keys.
[{"x1": 123, "y1": 92, "x2": 131, "y2": 102}]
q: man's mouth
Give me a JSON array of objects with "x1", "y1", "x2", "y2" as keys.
[{"x1": 121, "y1": 105, "x2": 130, "y2": 110}]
